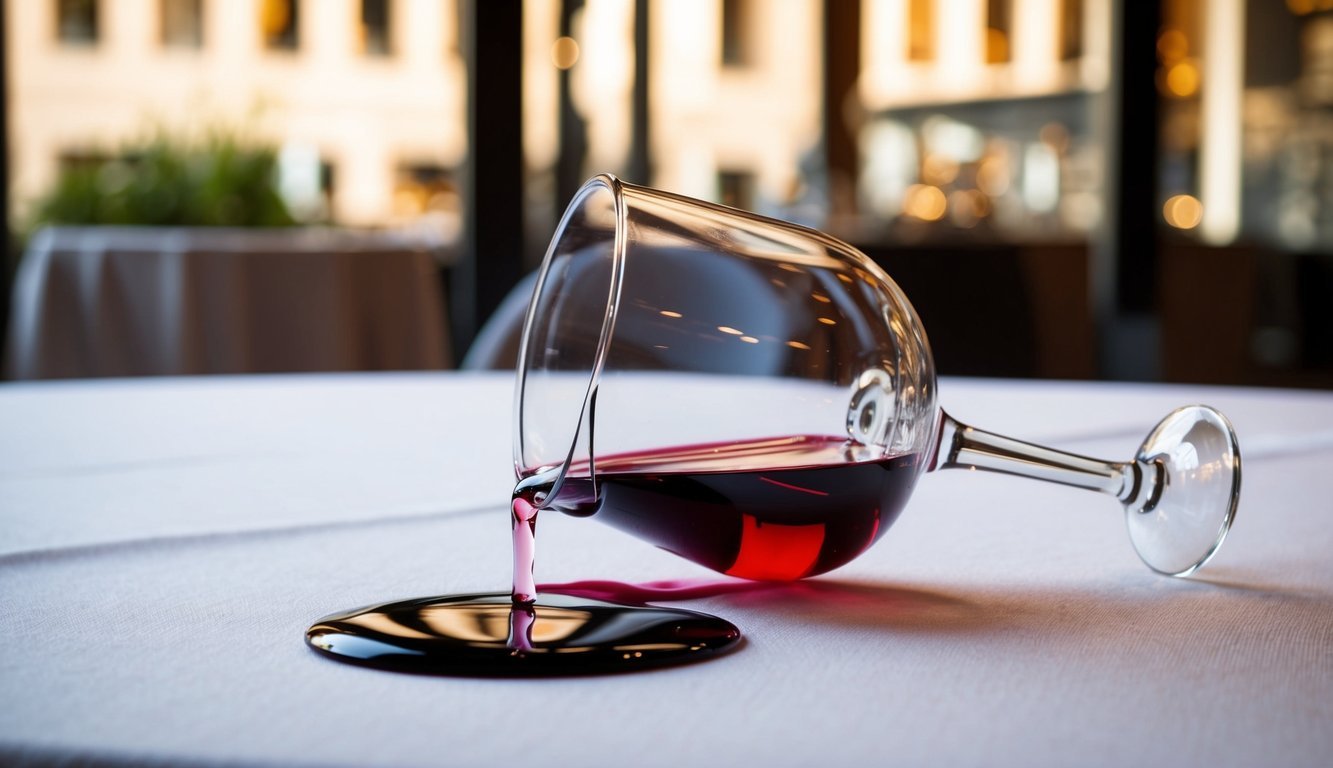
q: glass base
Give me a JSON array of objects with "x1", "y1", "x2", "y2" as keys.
[{"x1": 1125, "y1": 406, "x2": 1241, "y2": 577}]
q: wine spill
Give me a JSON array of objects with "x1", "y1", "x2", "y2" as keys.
[{"x1": 306, "y1": 435, "x2": 917, "y2": 675}]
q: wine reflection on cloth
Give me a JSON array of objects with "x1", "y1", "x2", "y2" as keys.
[
  {"x1": 539, "y1": 577, "x2": 990, "y2": 633},
  {"x1": 542, "y1": 572, "x2": 1333, "y2": 642}
]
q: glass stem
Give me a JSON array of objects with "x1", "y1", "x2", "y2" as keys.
[{"x1": 930, "y1": 410, "x2": 1162, "y2": 510}]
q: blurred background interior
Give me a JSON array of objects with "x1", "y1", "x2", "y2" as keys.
[{"x1": 2, "y1": 0, "x2": 1331, "y2": 385}]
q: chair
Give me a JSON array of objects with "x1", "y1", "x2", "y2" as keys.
[{"x1": 459, "y1": 270, "x2": 537, "y2": 370}]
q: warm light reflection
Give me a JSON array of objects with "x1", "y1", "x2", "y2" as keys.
[
  {"x1": 717, "y1": 326, "x2": 744, "y2": 335},
  {"x1": 417, "y1": 605, "x2": 508, "y2": 643},
  {"x1": 617, "y1": 643, "x2": 697, "y2": 652},
  {"x1": 368, "y1": 603, "x2": 601, "y2": 646},
  {"x1": 1163, "y1": 194, "x2": 1203, "y2": 229},
  {"x1": 786, "y1": 340, "x2": 811, "y2": 350},
  {"x1": 1286, "y1": 0, "x2": 1316, "y2": 15},
  {"x1": 948, "y1": 189, "x2": 989, "y2": 227},
  {"x1": 921, "y1": 153, "x2": 960, "y2": 185},
  {"x1": 811, "y1": 293, "x2": 831, "y2": 303},
  {"x1": 976, "y1": 156, "x2": 1011, "y2": 196},
  {"x1": 1157, "y1": 28, "x2": 1188, "y2": 61},
  {"x1": 528, "y1": 610, "x2": 595, "y2": 643},
  {"x1": 817, "y1": 317, "x2": 837, "y2": 326},
  {"x1": 740, "y1": 336, "x2": 759, "y2": 344},
  {"x1": 903, "y1": 183, "x2": 947, "y2": 220},
  {"x1": 1165, "y1": 60, "x2": 1200, "y2": 97},
  {"x1": 346, "y1": 613, "x2": 435, "y2": 640},
  {"x1": 551, "y1": 35, "x2": 580, "y2": 69},
  {"x1": 659, "y1": 310, "x2": 683, "y2": 318}
]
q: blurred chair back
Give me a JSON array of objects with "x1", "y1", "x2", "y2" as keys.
[
  {"x1": 460, "y1": 270, "x2": 536, "y2": 370},
  {"x1": 5, "y1": 226, "x2": 451, "y2": 379}
]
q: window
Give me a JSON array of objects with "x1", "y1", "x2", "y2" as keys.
[
  {"x1": 1059, "y1": 0, "x2": 1084, "y2": 61},
  {"x1": 985, "y1": 0, "x2": 1012, "y2": 64},
  {"x1": 57, "y1": 149, "x2": 111, "y2": 174},
  {"x1": 444, "y1": 0, "x2": 462, "y2": 56},
  {"x1": 721, "y1": 0, "x2": 754, "y2": 67},
  {"x1": 907, "y1": 0, "x2": 934, "y2": 62},
  {"x1": 162, "y1": 0, "x2": 204, "y2": 49},
  {"x1": 56, "y1": 0, "x2": 98, "y2": 45},
  {"x1": 394, "y1": 164, "x2": 458, "y2": 223},
  {"x1": 276, "y1": 143, "x2": 335, "y2": 222},
  {"x1": 717, "y1": 169, "x2": 756, "y2": 210},
  {"x1": 361, "y1": 0, "x2": 392, "y2": 56},
  {"x1": 261, "y1": 0, "x2": 299, "y2": 51}
]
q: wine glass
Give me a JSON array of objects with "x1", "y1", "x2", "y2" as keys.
[
  {"x1": 514, "y1": 173, "x2": 1241, "y2": 588},
  {"x1": 305, "y1": 173, "x2": 1241, "y2": 677}
]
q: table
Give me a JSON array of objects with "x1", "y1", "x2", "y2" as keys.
[
  {"x1": 2, "y1": 373, "x2": 1330, "y2": 766},
  {"x1": 6, "y1": 226, "x2": 450, "y2": 379}
]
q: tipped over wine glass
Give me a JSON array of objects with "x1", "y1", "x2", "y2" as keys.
[{"x1": 306, "y1": 174, "x2": 1241, "y2": 676}]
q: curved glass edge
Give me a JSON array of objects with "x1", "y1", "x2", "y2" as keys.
[
  {"x1": 615, "y1": 179, "x2": 940, "y2": 469},
  {"x1": 517, "y1": 173, "x2": 941, "y2": 486},
  {"x1": 513, "y1": 173, "x2": 628, "y2": 495}
]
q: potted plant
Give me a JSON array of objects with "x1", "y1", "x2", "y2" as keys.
[{"x1": 7, "y1": 130, "x2": 449, "y2": 378}]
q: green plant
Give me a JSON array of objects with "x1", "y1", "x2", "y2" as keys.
[{"x1": 27, "y1": 130, "x2": 297, "y2": 231}]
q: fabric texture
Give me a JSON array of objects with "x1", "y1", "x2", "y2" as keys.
[{"x1": 1, "y1": 374, "x2": 1330, "y2": 767}]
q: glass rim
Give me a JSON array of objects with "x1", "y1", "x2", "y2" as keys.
[
  {"x1": 513, "y1": 174, "x2": 628, "y2": 489},
  {"x1": 510, "y1": 173, "x2": 937, "y2": 490}
]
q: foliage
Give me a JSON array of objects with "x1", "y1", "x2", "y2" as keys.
[{"x1": 27, "y1": 130, "x2": 297, "y2": 231}]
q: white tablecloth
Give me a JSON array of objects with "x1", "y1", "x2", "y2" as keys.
[{"x1": 1, "y1": 373, "x2": 1330, "y2": 766}]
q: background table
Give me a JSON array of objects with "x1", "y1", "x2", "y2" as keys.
[
  {"x1": 2, "y1": 373, "x2": 1330, "y2": 766},
  {"x1": 5, "y1": 227, "x2": 450, "y2": 379}
]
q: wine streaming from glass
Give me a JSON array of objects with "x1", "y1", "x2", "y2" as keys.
[{"x1": 306, "y1": 175, "x2": 1241, "y2": 676}]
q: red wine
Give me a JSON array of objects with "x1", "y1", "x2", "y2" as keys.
[
  {"x1": 304, "y1": 436, "x2": 912, "y2": 675},
  {"x1": 550, "y1": 436, "x2": 921, "y2": 581},
  {"x1": 511, "y1": 493, "x2": 539, "y2": 603}
]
